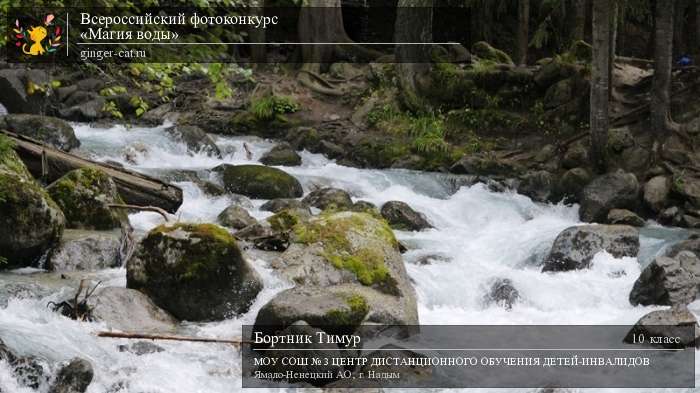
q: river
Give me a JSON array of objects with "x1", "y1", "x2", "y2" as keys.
[{"x1": 0, "y1": 122, "x2": 697, "y2": 392}]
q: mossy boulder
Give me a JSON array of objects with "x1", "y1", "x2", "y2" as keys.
[
  {"x1": 0, "y1": 114, "x2": 79, "y2": 151},
  {"x1": 213, "y1": 164, "x2": 303, "y2": 199},
  {"x1": 0, "y1": 168, "x2": 65, "y2": 268},
  {"x1": 260, "y1": 198, "x2": 305, "y2": 213},
  {"x1": 260, "y1": 212, "x2": 418, "y2": 329},
  {"x1": 260, "y1": 143, "x2": 302, "y2": 166},
  {"x1": 126, "y1": 223, "x2": 263, "y2": 321},
  {"x1": 256, "y1": 287, "x2": 370, "y2": 329},
  {"x1": 302, "y1": 187, "x2": 353, "y2": 211},
  {"x1": 471, "y1": 41, "x2": 514, "y2": 65},
  {"x1": 47, "y1": 168, "x2": 127, "y2": 230},
  {"x1": 534, "y1": 57, "x2": 579, "y2": 88},
  {"x1": 236, "y1": 208, "x2": 311, "y2": 251}
]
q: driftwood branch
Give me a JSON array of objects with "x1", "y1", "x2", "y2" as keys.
[
  {"x1": 108, "y1": 204, "x2": 171, "y2": 222},
  {"x1": 96, "y1": 331, "x2": 247, "y2": 346}
]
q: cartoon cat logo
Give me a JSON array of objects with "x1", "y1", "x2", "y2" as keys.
[
  {"x1": 23, "y1": 26, "x2": 48, "y2": 56},
  {"x1": 14, "y1": 14, "x2": 62, "y2": 57}
]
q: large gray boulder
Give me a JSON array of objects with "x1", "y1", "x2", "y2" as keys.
[
  {"x1": 47, "y1": 168, "x2": 127, "y2": 230},
  {"x1": 629, "y1": 255, "x2": 698, "y2": 306},
  {"x1": 217, "y1": 205, "x2": 257, "y2": 230},
  {"x1": 127, "y1": 223, "x2": 263, "y2": 321},
  {"x1": 542, "y1": 225, "x2": 640, "y2": 272},
  {"x1": 88, "y1": 287, "x2": 178, "y2": 332},
  {"x1": 165, "y1": 125, "x2": 221, "y2": 157},
  {"x1": 1, "y1": 114, "x2": 79, "y2": 151},
  {"x1": 580, "y1": 170, "x2": 639, "y2": 222},
  {"x1": 48, "y1": 358, "x2": 93, "y2": 393},
  {"x1": 624, "y1": 307, "x2": 699, "y2": 348},
  {"x1": 214, "y1": 164, "x2": 303, "y2": 199},
  {"x1": 518, "y1": 170, "x2": 554, "y2": 202},
  {"x1": 0, "y1": 152, "x2": 65, "y2": 268},
  {"x1": 380, "y1": 201, "x2": 433, "y2": 231},
  {"x1": 46, "y1": 230, "x2": 122, "y2": 271},
  {"x1": 259, "y1": 212, "x2": 418, "y2": 330},
  {"x1": 302, "y1": 187, "x2": 353, "y2": 211}
]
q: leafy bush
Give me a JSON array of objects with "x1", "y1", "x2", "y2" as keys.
[{"x1": 250, "y1": 95, "x2": 299, "y2": 121}]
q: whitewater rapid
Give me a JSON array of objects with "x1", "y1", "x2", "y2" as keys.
[{"x1": 0, "y1": 122, "x2": 697, "y2": 393}]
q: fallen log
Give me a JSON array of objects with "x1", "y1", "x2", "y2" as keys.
[
  {"x1": 1, "y1": 130, "x2": 183, "y2": 213},
  {"x1": 96, "y1": 331, "x2": 247, "y2": 346}
]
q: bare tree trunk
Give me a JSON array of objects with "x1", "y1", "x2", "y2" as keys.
[
  {"x1": 652, "y1": 0, "x2": 679, "y2": 138},
  {"x1": 590, "y1": 0, "x2": 611, "y2": 173},
  {"x1": 250, "y1": 0, "x2": 266, "y2": 63},
  {"x1": 395, "y1": 0, "x2": 433, "y2": 111},
  {"x1": 673, "y1": 0, "x2": 687, "y2": 56},
  {"x1": 517, "y1": 0, "x2": 530, "y2": 65},
  {"x1": 574, "y1": 0, "x2": 587, "y2": 41},
  {"x1": 297, "y1": 0, "x2": 381, "y2": 95},
  {"x1": 608, "y1": 2, "x2": 618, "y2": 100},
  {"x1": 697, "y1": 0, "x2": 700, "y2": 57}
]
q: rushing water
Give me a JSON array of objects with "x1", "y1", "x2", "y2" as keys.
[{"x1": 0, "y1": 122, "x2": 697, "y2": 393}]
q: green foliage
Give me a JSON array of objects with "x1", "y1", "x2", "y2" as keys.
[
  {"x1": 102, "y1": 101, "x2": 123, "y2": 120},
  {"x1": 408, "y1": 115, "x2": 449, "y2": 155},
  {"x1": 250, "y1": 95, "x2": 299, "y2": 121},
  {"x1": 99, "y1": 86, "x2": 127, "y2": 97},
  {"x1": 129, "y1": 95, "x2": 150, "y2": 117},
  {"x1": 207, "y1": 63, "x2": 233, "y2": 100}
]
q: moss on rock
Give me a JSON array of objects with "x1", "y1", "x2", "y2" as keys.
[
  {"x1": 127, "y1": 222, "x2": 262, "y2": 321},
  {"x1": 47, "y1": 167, "x2": 126, "y2": 230},
  {"x1": 471, "y1": 41, "x2": 514, "y2": 65},
  {"x1": 324, "y1": 294, "x2": 370, "y2": 326},
  {"x1": 215, "y1": 164, "x2": 303, "y2": 199},
  {"x1": 291, "y1": 212, "x2": 399, "y2": 287},
  {"x1": 0, "y1": 170, "x2": 65, "y2": 268}
]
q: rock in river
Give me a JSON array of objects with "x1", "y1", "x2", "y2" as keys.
[
  {"x1": 0, "y1": 114, "x2": 80, "y2": 151},
  {"x1": 629, "y1": 254, "x2": 698, "y2": 307},
  {"x1": 302, "y1": 187, "x2": 353, "y2": 211},
  {"x1": 165, "y1": 125, "x2": 221, "y2": 157},
  {"x1": 46, "y1": 229, "x2": 122, "y2": 271},
  {"x1": 88, "y1": 287, "x2": 178, "y2": 332},
  {"x1": 214, "y1": 164, "x2": 303, "y2": 199},
  {"x1": 542, "y1": 225, "x2": 640, "y2": 272},
  {"x1": 0, "y1": 149, "x2": 65, "y2": 268},
  {"x1": 257, "y1": 212, "x2": 418, "y2": 331},
  {"x1": 260, "y1": 143, "x2": 302, "y2": 166},
  {"x1": 380, "y1": 201, "x2": 433, "y2": 231},
  {"x1": 579, "y1": 170, "x2": 639, "y2": 223},
  {"x1": 217, "y1": 204, "x2": 257, "y2": 230},
  {"x1": 47, "y1": 168, "x2": 127, "y2": 230},
  {"x1": 127, "y1": 223, "x2": 263, "y2": 321},
  {"x1": 48, "y1": 358, "x2": 94, "y2": 393},
  {"x1": 624, "y1": 307, "x2": 699, "y2": 348}
]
